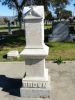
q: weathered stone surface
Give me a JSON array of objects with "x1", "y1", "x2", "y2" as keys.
[
  {"x1": 7, "y1": 50, "x2": 19, "y2": 58},
  {"x1": 20, "y1": 6, "x2": 50, "y2": 98},
  {"x1": 20, "y1": 88, "x2": 50, "y2": 98},
  {"x1": 20, "y1": 45, "x2": 49, "y2": 58},
  {"x1": 49, "y1": 21, "x2": 69, "y2": 42},
  {"x1": 23, "y1": 59, "x2": 45, "y2": 77},
  {"x1": 23, "y1": 6, "x2": 44, "y2": 19}
]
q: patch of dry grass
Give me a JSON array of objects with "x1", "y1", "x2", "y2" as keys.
[{"x1": 47, "y1": 42, "x2": 75, "y2": 61}]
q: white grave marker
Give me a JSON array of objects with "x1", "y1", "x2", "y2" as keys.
[{"x1": 20, "y1": 6, "x2": 50, "y2": 98}]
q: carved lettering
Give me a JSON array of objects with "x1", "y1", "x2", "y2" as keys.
[
  {"x1": 23, "y1": 82, "x2": 28, "y2": 87},
  {"x1": 42, "y1": 83, "x2": 46, "y2": 88},
  {"x1": 37, "y1": 82, "x2": 42, "y2": 88},
  {"x1": 23, "y1": 82, "x2": 47, "y2": 88},
  {"x1": 27, "y1": 82, "x2": 32, "y2": 88},
  {"x1": 32, "y1": 82, "x2": 37, "y2": 88}
]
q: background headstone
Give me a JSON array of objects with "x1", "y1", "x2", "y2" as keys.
[{"x1": 49, "y1": 21, "x2": 69, "y2": 42}]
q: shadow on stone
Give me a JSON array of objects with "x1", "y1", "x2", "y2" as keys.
[{"x1": 0, "y1": 75, "x2": 22, "y2": 97}]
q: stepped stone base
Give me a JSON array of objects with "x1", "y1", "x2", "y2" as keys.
[
  {"x1": 20, "y1": 68, "x2": 50, "y2": 98},
  {"x1": 20, "y1": 75, "x2": 51, "y2": 98},
  {"x1": 20, "y1": 88, "x2": 50, "y2": 98},
  {"x1": 20, "y1": 59, "x2": 51, "y2": 98}
]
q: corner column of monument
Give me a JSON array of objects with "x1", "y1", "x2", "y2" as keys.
[{"x1": 20, "y1": 6, "x2": 50, "y2": 98}]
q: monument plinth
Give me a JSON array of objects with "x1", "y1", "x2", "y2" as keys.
[{"x1": 20, "y1": 6, "x2": 50, "y2": 98}]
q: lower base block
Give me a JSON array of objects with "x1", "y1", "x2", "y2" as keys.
[{"x1": 20, "y1": 87, "x2": 50, "y2": 98}]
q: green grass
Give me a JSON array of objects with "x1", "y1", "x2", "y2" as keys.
[
  {"x1": 0, "y1": 30, "x2": 25, "y2": 61},
  {"x1": 0, "y1": 26, "x2": 20, "y2": 30},
  {"x1": 47, "y1": 42, "x2": 75, "y2": 61},
  {"x1": 1, "y1": 41, "x2": 75, "y2": 61},
  {"x1": 0, "y1": 46, "x2": 25, "y2": 62},
  {"x1": 44, "y1": 24, "x2": 52, "y2": 29},
  {"x1": 0, "y1": 25, "x2": 75, "y2": 61}
]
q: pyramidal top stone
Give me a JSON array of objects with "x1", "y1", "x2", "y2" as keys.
[
  {"x1": 23, "y1": 6, "x2": 44, "y2": 19},
  {"x1": 24, "y1": 7, "x2": 42, "y2": 20}
]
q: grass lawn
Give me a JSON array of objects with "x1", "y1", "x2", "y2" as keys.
[
  {"x1": 47, "y1": 42, "x2": 75, "y2": 61},
  {"x1": 0, "y1": 30, "x2": 25, "y2": 61},
  {"x1": 44, "y1": 24, "x2": 52, "y2": 29},
  {"x1": 0, "y1": 26, "x2": 20, "y2": 30},
  {"x1": 0, "y1": 46, "x2": 24, "y2": 61},
  {"x1": 1, "y1": 39, "x2": 75, "y2": 61},
  {"x1": 0, "y1": 23, "x2": 75, "y2": 61}
]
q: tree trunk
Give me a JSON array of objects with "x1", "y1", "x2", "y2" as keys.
[{"x1": 18, "y1": 11, "x2": 23, "y2": 29}]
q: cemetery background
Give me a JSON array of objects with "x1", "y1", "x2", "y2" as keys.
[
  {"x1": 0, "y1": 20, "x2": 75, "y2": 61},
  {"x1": 0, "y1": 0, "x2": 75, "y2": 100},
  {"x1": 0, "y1": 0, "x2": 75, "y2": 61}
]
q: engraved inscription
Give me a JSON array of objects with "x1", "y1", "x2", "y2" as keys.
[
  {"x1": 33, "y1": 82, "x2": 37, "y2": 88},
  {"x1": 23, "y1": 82, "x2": 28, "y2": 87},
  {"x1": 37, "y1": 82, "x2": 42, "y2": 88},
  {"x1": 23, "y1": 82, "x2": 47, "y2": 88},
  {"x1": 43, "y1": 82, "x2": 47, "y2": 88},
  {"x1": 27, "y1": 82, "x2": 33, "y2": 87}
]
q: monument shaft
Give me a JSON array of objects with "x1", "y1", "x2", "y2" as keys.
[{"x1": 20, "y1": 6, "x2": 50, "y2": 98}]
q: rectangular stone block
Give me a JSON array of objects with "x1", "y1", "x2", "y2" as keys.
[
  {"x1": 22, "y1": 69, "x2": 50, "y2": 88},
  {"x1": 25, "y1": 19, "x2": 44, "y2": 48},
  {"x1": 25, "y1": 59, "x2": 45, "y2": 77},
  {"x1": 20, "y1": 88, "x2": 50, "y2": 98}
]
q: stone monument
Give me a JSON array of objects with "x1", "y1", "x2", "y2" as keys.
[
  {"x1": 49, "y1": 21, "x2": 69, "y2": 42},
  {"x1": 20, "y1": 6, "x2": 50, "y2": 98}
]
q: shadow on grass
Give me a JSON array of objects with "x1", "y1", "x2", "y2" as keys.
[
  {"x1": 0, "y1": 29, "x2": 53, "y2": 48},
  {"x1": 0, "y1": 30, "x2": 25, "y2": 49},
  {"x1": 0, "y1": 75, "x2": 22, "y2": 97},
  {"x1": 44, "y1": 28, "x2": 52, "y2": 43}
]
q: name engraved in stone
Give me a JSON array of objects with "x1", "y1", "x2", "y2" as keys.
[
  {"x1": 27, "y1": 82, "x2": 33, "y2": 87},
  {"x1": 23, "y1": 82, "x2": 27, "y2": 87},
  {"x1": 23, "y1": 82, "x2": 47, "y2": 88}
]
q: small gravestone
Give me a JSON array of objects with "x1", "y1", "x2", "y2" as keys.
[
  {"x1": 20, "y1": 6, "x2": 50, "y2": 98},
  {"x1": 7, "y1": 50, "x2": 19, "y2": 59},
  {"x1": 49, "y1": 21, "x2": 69, "y2": 41}
]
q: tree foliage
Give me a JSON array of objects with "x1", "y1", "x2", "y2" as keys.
[
  {"x1": 45, "y1": 11, "x2": 52, "y2": 20},
  {"x1": 0, "y1": 0, "x2": 70, "y2": 27},
  {"x1": 61, "y1": 10, "x2": 72, "y2": 19},
  {"x1": 55, "y1": 7, "x2": 72, "y2": 19},
  {"x1": 0, "y1": 0, "x2": 26, "y2": 10},
  {"x1": 4, "y1": 17, "x2": 9, "y2": 23},
  {"x1": 0, "y1": 0, "x2": 70, "y2": 13},
  {"x1": 34, "y1": 0, "x2": 69, "y2": 12},
  {"x1": 0, "y1": 0, "x2": 27, "y2": 28}
]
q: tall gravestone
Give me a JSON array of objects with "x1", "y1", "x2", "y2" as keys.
[{"x1": 20, "y1": 6, "x2": 50, "y2": 98}]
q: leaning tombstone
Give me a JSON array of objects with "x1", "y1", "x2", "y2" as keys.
[{"x1": 20, "y1": 6, "x2": 50, "y2": 98}]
